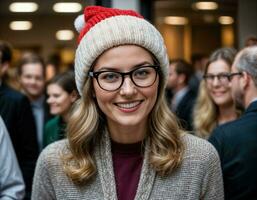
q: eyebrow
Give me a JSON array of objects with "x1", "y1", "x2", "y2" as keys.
[{"x1": 96, "y1": 61, "x2": 155, "y2": 72}]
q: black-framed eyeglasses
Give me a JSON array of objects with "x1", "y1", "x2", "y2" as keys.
[
  {"x1": 229, "y1": 72, "x2": 243, "y2": 79},
  {"x1": 88, "y1": 65, "x2": 160, "y2": 91},
  {"x1": 203, "y1": 73, "x2": 231, "y2": 85}
]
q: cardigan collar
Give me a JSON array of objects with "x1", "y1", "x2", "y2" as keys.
[{"x1": 95, "y1": 128, "x2": 156, "y2": 200}]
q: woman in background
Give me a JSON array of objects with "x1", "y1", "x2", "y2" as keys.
[
  {"x1": 43, "y1": 71, "x2": 79, "y2": 147},
  {"x1": 193, "y1": 47, "x2": 240, "y2": 139}
]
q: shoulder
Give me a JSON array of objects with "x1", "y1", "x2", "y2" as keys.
[
  {"x1": 39, "y1": 139, "x2": 69, "y2": 167},
  {"x1": 181, "y1": 133, "x2": 219, "y2": 162},
  {"x1": 45, "y1": 116, "x2": 60, "y2": 128},
  {"x1": 210, "y1": 116, "x2": 247, "y2": 140},
  {"x1": 1, "y1": 85, "x2": 25, "y2": 101}
]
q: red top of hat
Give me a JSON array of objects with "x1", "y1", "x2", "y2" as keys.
[{"x1": 78, "y1": 6, "x2": 143, "y2": 42}]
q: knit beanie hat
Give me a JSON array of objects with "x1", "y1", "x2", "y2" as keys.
[{"x1": 74, "y1": 6, "x2": 169, "y2": 95}]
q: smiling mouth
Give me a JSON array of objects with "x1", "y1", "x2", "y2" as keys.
[{"x1": 115, "y1": 101, "x2": 142, "y2": 109}]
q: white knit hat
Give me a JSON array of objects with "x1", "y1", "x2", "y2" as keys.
[{"x1": 74, "y1": 6, "x2": 169, "y2": 95}]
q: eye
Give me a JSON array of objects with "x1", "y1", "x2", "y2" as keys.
[
  {"x1": 204, "y1": 74, "x2": 214, "y2": 80},
  {"x1": 217, "y1": 73, "x2": 230, "y2": 80},
  {"x1": 99, "y1": 72, "x2": 120, "y2": 83},
  {"x1": 134, "y1": 67, "x2": 152, "y2": 79}
]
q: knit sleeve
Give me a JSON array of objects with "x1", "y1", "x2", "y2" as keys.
[
  {"x1": 201, "y1": 144, "x2": 224, "y2": 200},
  {"x1": 31, "y1": 146, "x2": 56, "y2": 200}
]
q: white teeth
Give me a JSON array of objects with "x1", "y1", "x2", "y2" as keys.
[{"x1": 117, "y1": 101, "x2": 141, "y2": 109}]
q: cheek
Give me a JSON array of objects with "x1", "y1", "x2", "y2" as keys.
[
  {"x1": 93, "y1": 84, "x2": 112, "y2": 108},
  {"x1": 144, "y1": 83, "x2": 159, "y2": 105},
  {"x1": 206, "y1": 83, "x2": 212, "y2": 90}
]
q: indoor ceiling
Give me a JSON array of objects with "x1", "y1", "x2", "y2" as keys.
[{"x1": 0, "y1": 0, "x2": 237, "y2": 18}]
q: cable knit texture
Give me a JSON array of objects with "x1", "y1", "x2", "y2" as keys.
[
  {"x1": 74, "y1": 6, "x2": 169, "y2": 95},
  {"x1": 32, "y1": 132, "x2": 224, "y2": 200}
]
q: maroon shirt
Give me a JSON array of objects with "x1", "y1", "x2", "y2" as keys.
[{"x1": 111, "y1": 140, "x2": 144, "y2": 200}]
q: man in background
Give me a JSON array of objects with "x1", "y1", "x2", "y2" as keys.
[
  {"x1": 166, "y1": 59, "x2": 196, "y2": 131},
  {"x1": 18, "y1": 53, "x2": 52, "y2": 151},
  {"x1": 0, "y1": 40, "x2": 39, "y2": 199},
  {"x1": 209, "y1": 46, "x2": 257, "y2": 199}
]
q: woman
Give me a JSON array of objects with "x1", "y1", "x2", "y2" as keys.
[
  {"x1": 43, "y1": 71, "x2": 79, "y2": 147},
  {"x1": 193, "y1": 47, "x2": 240, "y2": 139},
  {"x1": 32, "y1": 6, "x2": 223, "y2": 200}
]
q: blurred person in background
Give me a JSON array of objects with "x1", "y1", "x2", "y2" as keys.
[
  {"x1": 244, "y1": 36, "x2": 257, "y2": 47},
  {"x1": 43, "y1": 71, "x2": 79, "y2": 147},
  {"x1": 0, "y1": 116, "x2": 25, "y2": 200},
  {"x1": 45, "y1": 53, "x2": 61, "y2": 81},
  {"x1": 18, "y1": 53, "x2": 52, "y2": 151},
  {"x1": 0, "y1": 40, "x2": 39, "y2": 199},
  {"x1": 166, "y1": 59, "x2": 196, "y2": 131},
  {"x1": 193, "y1": 47, "x2": 240, "y2": 139},
  {"x1": 209, "y1": 46, "x2": 257, "y2": 199},
  {"x1": 189, "y1": 53, "x2": 208, "y2": 94}
]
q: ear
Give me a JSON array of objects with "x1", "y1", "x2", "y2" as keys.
[
  {"x1": 240, "y1": 71, "x2": 250, "y2": 90},
  {"x1": 0, "y1": 62, "x2": 9, "y2": 76},
  {"x1": 70, "y1": 90, "x2": 79, "y2": 102},
  {"x1": 178, "y1": 74, "x2": 186, "y2": 85}
]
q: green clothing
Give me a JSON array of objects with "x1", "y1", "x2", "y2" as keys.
[{"x1": 43, "y1": 116, "x2": 66, "y2": 147}]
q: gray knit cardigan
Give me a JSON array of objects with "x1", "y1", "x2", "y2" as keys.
[{"x1": 32, "y1": 133, "x2": 224, "y2": 200}]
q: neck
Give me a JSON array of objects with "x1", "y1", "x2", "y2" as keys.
[
  {"x1": 61, "y1": 112, "x2": 69, "y2": 123},
  {"x1": 244, "y1": 88, "x2": 257, "y2": 108},
  {"x1": 108, "y1": 121, "x2": 147, "y2": 144},
  {"x1": 29, "y1": 94, "x2": 44, "y2": 102},
  {"x1": 218, "y1": 103, "x2": 238, "y2": 125},
  {"x1": 173, "y1": 84, "x2": 187, "y2": 94}
]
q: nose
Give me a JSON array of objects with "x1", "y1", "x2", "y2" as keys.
[
  {"x1": 47, "y1": 96, "x2": 53, "y2": 104},
  {"x1": 119, "y1": 76, "x2": 137, "y2": 96},
  {"x1": 212, "y1": 76, "x2": 221, "y2": 87}
]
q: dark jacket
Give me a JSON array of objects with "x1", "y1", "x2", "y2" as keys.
[
  {"x1": 175, "y1": 89, "x2": 196, "y2": 131},
  {"x1": 166, "y1": 88, "x2": 196, "y2": 131},
  {"x1": 0, "y1": 83, "x2": 39, "y2": 198},
  {"x1": 209, "y1": 101, "x2": 257, "y2": 200}
]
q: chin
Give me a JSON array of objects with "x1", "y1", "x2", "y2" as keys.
[{"x1": 113, "y1": 116, "x2": 145, "y2": 127}]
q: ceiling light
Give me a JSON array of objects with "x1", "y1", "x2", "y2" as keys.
[
  {"x1": 164, "y1": 16, "x2": 188, "y2": 25},
  {"x1": 193, "y1": 2, "x2": 218, "y2": 10},
  {"x1": 219, "y1": 16, "x2": 234, "y2": 25},
  {"x1": 9, "y1": 21, "x2": 32, "y2": 30},
  {"x1": 56, "y1": 30, "x2": 74, "y2": 40},
  {"x1": 53, "y1": 2, "x2": 82, "y2": 13},
  {"x1": 9, "y1": 2, "x2": 38, "y2": 13}
]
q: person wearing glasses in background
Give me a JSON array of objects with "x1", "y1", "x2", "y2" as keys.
[
  {"x1": 32, "y1": 6, "x2": 223, "y2": 200},
  {"x1": 209, "y1": 46, "x2": 257, "y2": 199},
  {"x1": 193, "y1": 48, "x2": 241, "y2": 139}
]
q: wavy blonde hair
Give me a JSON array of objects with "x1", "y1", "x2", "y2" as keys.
[
  {"x1": 193, "y1": 47, "x2": 238, "y2": 139},
  {"x1": 193, "y1": 81, "x2": 218, "y2": 139},
  {"x1": 61, "y1": 60, "x2": 184, "y2": 185}
]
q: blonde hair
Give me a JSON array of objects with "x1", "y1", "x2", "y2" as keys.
[
  {"x1": 193, "y1": 47, "x2": 238, "y2": 139},
  {"x1": 193, "y1": 81, "x2": 218, "y2": 139},
  {"x1": 61, "y1": 60, "x2": 184, "y2": 185}
]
